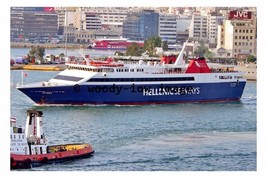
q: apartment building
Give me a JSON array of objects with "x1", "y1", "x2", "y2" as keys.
[
  {"x1": 188, "y1": 13, "x2": 208, "y2": 41},
  {"x1": 217, "y1": 10, "x2": 256, "y2": 58},
  {"x1": 11, "y1": 7, "x2": 58, "y2": 42},
  {"x1": 84, "y1": 13, "x2": 102, "y2": 30},
  {"x1": 207, "y1": 13, "x2": 225, "y2": 46},
  {"x1": 158, "y1": 13, "x2": 177, "y2": 45}
]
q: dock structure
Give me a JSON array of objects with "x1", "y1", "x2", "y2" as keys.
[
  {"x1": 235, "y1": 64, "x2": 257, "y2": 81},
  {"x1": 11, "y1": 42, "x2": 88, "y2": 49},
  {"x1": 11, "y1": 64, "x2": 66, "y2": 71}
]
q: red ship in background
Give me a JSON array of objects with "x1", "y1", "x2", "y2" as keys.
[{"x1": 88, "y1": 38, "x2": 144, "y2": 50}]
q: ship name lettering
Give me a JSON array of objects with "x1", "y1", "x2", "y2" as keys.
[{"x1": 143, "y1": 86, "x2": 200, "y2": 96}]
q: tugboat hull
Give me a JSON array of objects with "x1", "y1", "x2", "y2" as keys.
[{"x1": 11, "y1": 144, "x2": 94, "y2": 169}]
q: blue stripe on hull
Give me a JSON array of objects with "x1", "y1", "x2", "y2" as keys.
[{"x1": 18, "y1": 82, "x2": 246, "y2": 105}]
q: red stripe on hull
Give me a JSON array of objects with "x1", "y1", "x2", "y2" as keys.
[
  {"x1": 36, "y1": 98, "x2": 241, "y2": 106},
  {"x1": 11, "y1": 146, "x2": 94, "y2": 169}
]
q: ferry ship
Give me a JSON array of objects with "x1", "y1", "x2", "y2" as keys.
[
  {"x1": 17, "y1": 42, "x2": 246, "y2": 105},
  {"x1": 88, "y1": 38, "x2": 144, "y2": 50},
  {"x1": 10, "y1": 109, "x2": 94, "y2": 169}
]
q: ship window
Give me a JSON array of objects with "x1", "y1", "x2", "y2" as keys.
[
  {"x1": 18, "y1": 128, "x2": 22, "y2": 133},
  {"x1": 13, "y1": 127, "x2": 18, "y2": 133},
  {"x1": 87, "y1": 77, "x2": 195, "y2": 82},
  {"x1": 29, "y1": 115, "x2": 33, "y2": 125},
  {"x1": 53, "y1": 75, "x2": 84, "y2": 82}
]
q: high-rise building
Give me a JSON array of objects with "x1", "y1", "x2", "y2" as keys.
[
  {"x1": 188, "y1": 13, "x2": 208, "y2": 41},
  {"x1": 217, "y1": 10, "x2": 257, "y2": 58},
  {"x1": 122, "y1": 13, "x2": 140, "y2": 40},
  {"x1": 207, "y1": 13, "x2": 225, "y2": 46},
  {"x1": 84, "y1": 13, "x2": 102, "y2": 30},
  {"x1": 11, "y1": 7, "x2": 58, "y2": 42},
  {"x1": 158, "y1": 13, "x2": 177, "y2": 45},
  {"x1": 123, "y1": 10, "x2": 159, "y2": 41},
  {"x1": 81, "y1": 7, "x2": 127, "y2": 27}
]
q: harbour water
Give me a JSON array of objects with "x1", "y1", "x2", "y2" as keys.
[
  {"x1": 10, "y1": 48, "x2": 256, "y2": 171},
  {"x1": 10, "y1": 72, "x2": 256, "y2": 171}
]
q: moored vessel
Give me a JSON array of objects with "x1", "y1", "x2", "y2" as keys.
[
  {"x1": 88, "y1": 38, "x2": 144, "y2": 50},
  {"x1": 10, "y1": 110, "x2": 94, "y2": 169}
]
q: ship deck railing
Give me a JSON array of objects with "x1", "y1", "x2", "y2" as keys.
[{"x1": 16, "y1": 81, "x2": 44, "y2": 88}]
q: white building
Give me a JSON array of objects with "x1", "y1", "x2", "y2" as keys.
[
  {"x1": 176, "y1": 17, "x2": 191, "y2": 32},
  {"x1": 207, "y1": 14, "x2": 226, "y2": 45},
  {"x1": 55, "y1": 7, "x2": 78, "y2": 27},
  {"x1": 189, "y1": 13, "x2": 208, "y2": 41},
  {"x1": 81, "y1": 7, "x2": 127, "y2": 27},
  {"x1": 158, "y1": 13, "x2": 177, "y2": 45}
]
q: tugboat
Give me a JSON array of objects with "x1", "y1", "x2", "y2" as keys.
[{"x1": 10, "y1": 109, "x2": 94, "y2": 169}]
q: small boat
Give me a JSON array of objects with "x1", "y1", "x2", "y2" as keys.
[{"x1": 10, "y1": 109, "x2": 94, "y2": 169}]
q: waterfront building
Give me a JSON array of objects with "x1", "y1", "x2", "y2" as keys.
[
  {"x1": 84, "y1": 13, "x2": 102, "y2": 30},
  {"x1": 10, "y1": 7, "x2": 58, "y2": 42},
  {"x1": 122, "y1": 13, "x2": 140, "y2": 41},
  {"x1": 176, "y1": 31, "x2": 189, "y2": 45},
  {"x1": 176, "y1": 17, "x2": 191, "y2": 44},
  {"x1": 158, "y1": 13, "x2": 177, "y2": 45},
  {"x1": 217, "y1": 10, "x2": 257, "y2": 59},
  {"x1": 207, "y1": 13, "x2": 226, "y2": 47},
  {"x1": 188, "y1": 13, "x2": 208, "y2": 42},
  {"x1": 74, "y1": 30, "x2": 94, "y2": 44},
  {"x1": 55, "y1": 7, "x2": 77, "y2": 25},
  {"x1": 55, "y1": 7, "x2": 77, "y2": 27},
  {"x1": 92, "y1": 30, "x2": 121, "y2": 39},
  {"x1": 81, "y1": 7, "x2": 127, "y2": 27},
  {"x1": 176, "y1": 17, "x2": 191, "y2": 32},
  {"x1": 123, "y1": 10, "x2": 159, "y2": 41},
  {"x1": 63, "y1": 24, "x2": 76, "y2": 43}
]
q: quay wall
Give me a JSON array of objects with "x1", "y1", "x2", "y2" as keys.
[{"x1": 11, "y1": 42, "x2": 87, "y2": 49}]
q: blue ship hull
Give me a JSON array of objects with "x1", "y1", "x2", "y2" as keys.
[{"x1": 18, "y1": 81, "x2": 246, "y2": 105}]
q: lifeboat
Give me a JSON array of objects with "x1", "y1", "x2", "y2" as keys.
[{"x1": 90, "y1": 60, "x2": 124, "y2": 67}]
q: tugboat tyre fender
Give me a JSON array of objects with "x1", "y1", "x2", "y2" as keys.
[
  {"x1": 42, "y1": 157, "x2": 48, "y2": 163},
  {"x1": 11, "y1": 157, "x2": 16, "y2": 167},
  {"x1": 25, "y1": 158, "x2": 32, "y2": 168}
]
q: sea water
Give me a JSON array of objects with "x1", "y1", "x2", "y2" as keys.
[{"x1": 10, "y1": 70, "x2": 256, "y2": 171}]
